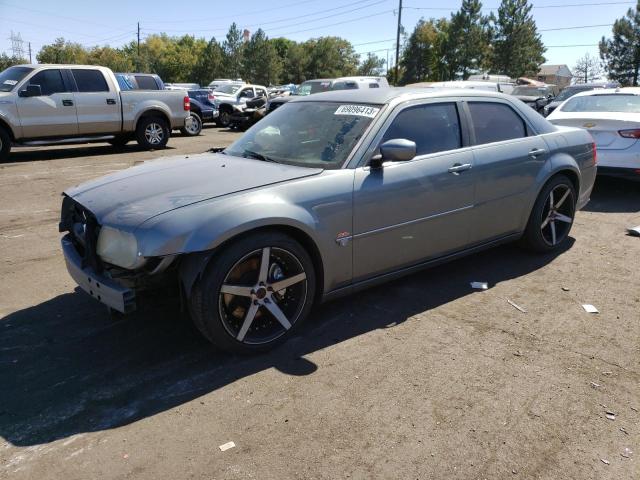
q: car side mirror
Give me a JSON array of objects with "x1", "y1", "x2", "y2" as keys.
[
  {"x1": 370, "y1": 139, "x2": 417, "y2": 168},
  {"x1": 19, "y1": 84, "x2": 42, "y2": 97}
]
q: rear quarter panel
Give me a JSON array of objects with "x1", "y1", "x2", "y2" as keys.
[{"x1": 120, "y1": 90, "x2": 188, "y2": 130}]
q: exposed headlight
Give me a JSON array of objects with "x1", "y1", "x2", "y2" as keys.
[{"x1": 96, "y1": 226, "x2": 145, "y2": 269}]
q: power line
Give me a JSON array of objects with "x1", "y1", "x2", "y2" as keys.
[
  {"x1": 539, "y1": 24, "x2": 613, "y2": 32},
  {"x1": 403, "y1": 1, "x2": 634, "y2": 10},
  {"x1": 268, "y1": 9, "x2": 395, "y2": 37}
]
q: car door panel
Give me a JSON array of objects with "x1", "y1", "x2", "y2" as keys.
[
  {"x1": 16, "y1": 69, "x2": 78, "y2": 138},
  {"x1": 352, "y1": 101, "x2": 474, "y2": 281},
  {"x1": 71, "y1": 69, "x2": 121, "y2": 134}
]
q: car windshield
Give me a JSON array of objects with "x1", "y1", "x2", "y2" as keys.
[
  {"x1": 560, "y1": 94, "x2": 640, "y2": 113},
  {"x1": 512, "y1": 86, "x2": 550, "y2": 96},
  {"x1": 0, "y1": 66, "x2": 34, "y2": 92},
  {"x1": 554, "y1": 87, "x2": 593, "y2": 102},
  {"x1": 297, "y1": 81, "x2": 332, "y2": 96},
  {"x1": 215, "y1": 84, "x2": 241, "y2": 94},
  {"x1": 224, "y1": 101, "x2": 381, "y2": 169}
]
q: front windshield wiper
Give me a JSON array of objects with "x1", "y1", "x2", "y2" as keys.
[{"x1": 242, "y1": 150, "x2": 279, "y2": 163}]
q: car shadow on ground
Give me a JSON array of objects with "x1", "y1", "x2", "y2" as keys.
[
  {"x1": 584, "y1": 176, "x2": 640, "y2": 213},
  {"x1": 0, "y1": 240, "x2": 572, "y2": 447},
  {"x1": 6, "y1": 144, "x2": 176, "y2": 164}
]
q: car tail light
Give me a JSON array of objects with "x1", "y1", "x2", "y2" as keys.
[
  {"x1": 208, "y1": 93, "x2": 216, "y2": 101},
  {"x1": 592, "y1": 142, "x2": 597, "y2": 166},
  {"x1": 183, "y1": 95, "x2": 190, "y2": 111},
  {"x1": 618, "y1": 128, "x2": 640, "y2": 138}
]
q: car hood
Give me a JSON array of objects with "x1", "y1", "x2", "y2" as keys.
[
  {"x1": 65, "y1": 153, "x2": 323, "y2": 229},
  {"x1": 515, "y1": 95, "x2": 544, "y2": 102},
  {"x1": 270, "y1": 96, "x2": 295, "y2": 105}
]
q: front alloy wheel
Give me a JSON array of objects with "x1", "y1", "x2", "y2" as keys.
[{"x1": 190, "y1": 232, "x2": 316, "y2": 353}]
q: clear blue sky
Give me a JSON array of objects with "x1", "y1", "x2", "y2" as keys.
[{"x1": 0, "y1": 0, "x2": 636, "y2": 75}]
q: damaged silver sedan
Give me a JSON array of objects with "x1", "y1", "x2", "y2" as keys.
[{"x1": 60, "y1": 88, "x2": 597, "y2": 353}]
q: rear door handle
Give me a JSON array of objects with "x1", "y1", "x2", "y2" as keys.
[
  {"x1": 62, "y1": 99, "x2": 74, "y2": 106},
  {"x1": 448, "y1": 163, "x2": 472, "y2": 174},
  {"x1": 529, "y1": 148, "x2": 547, "y2": 157},
  {"x1": 106, "y1": 98, "x2": 116, "y2": 105}
]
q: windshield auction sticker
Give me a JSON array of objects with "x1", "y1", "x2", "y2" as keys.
[
  {"x1": 3, "y1": 80, "x2": 18, "y2": 85},
  {"x1": 335, "y1": 105, "x2": 380, "y2": 118}
]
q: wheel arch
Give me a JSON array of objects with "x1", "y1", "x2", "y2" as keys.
[
  {"x1": 0, "y1": 116, "x2": 16, "y2": 141},
  {"x1": 134, "y1": 108, "x2": 171, "y2": 131},
  {"x1": 177, "y1": 223, "x2": 325, "y2": 304}
]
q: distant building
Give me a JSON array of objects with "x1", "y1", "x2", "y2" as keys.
[
  {"x1": 243, "y1": 29, "x2": 251, "y2": 42},
  {"x1": 537, "y1": 64, "x2": 572, "y2": 88}
]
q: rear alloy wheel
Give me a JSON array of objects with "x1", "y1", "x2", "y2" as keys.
[
  {"x1": 190, "y1": 232, "x2": 316, "y2": 353},
  {"x1": 136, "y1": 116, "x2": 170, "y2": 150},
  {"x1": 521, "y1": 175, "x2": 576, "y2": 252},
  {"x1": 216, "y1": 109, "x2": 231, "y2": 128},
  {"x1": 180, "y1": 112, "x2": 202, "y2": 136}
]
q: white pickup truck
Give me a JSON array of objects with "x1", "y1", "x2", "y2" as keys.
[{"x1": 0, "y1": 64, "x2": 192, "y2": 162}]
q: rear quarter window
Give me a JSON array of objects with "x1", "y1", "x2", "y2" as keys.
[
  {"x1": 135, "y1": 75, "x2": 159, "y2": 90},
  {"x1": 468, "y1": 102, "x2": 527, "y2": 145},
  {"x1": 71, "y1": 69, "x2": 109, "y2": 92}
]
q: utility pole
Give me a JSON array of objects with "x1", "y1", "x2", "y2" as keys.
[
  {"x1": 137, "y1": 22, "x2": 141, "y2": 70},
  {"x1": 28, "y1": 42, "x2": 32, "y2": 63},
  {"x1": 394, "y1": 0, "x2": 402, "y2": 86}
]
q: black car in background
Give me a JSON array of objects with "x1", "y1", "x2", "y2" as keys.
[{"x1": 543, "y1": 82, "x2": 620, "y2": 116}]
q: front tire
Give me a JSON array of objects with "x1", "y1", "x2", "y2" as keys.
[
  {"x1": 180, "y1": 112, "x2": 202, "y2": 136},
  {"x1": 0, "y1": 127, "x2": 12, "y2": 162},
  {"x1": 521, "y1": 174, "x2": 576, "y2": 252},
  {"x1": 189, "y1": 232, "x2": 316, "y2": 354},
  {"x1": 135, "y1": 116, "x2": 170, "y2": 150},
  {"x1": 216, "y1": 109, "x2": 231, "y2": 128}
]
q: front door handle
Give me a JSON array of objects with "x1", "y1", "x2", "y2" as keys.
[
  {"x1": 529, "y1": 148, "x2": 547, "y2": 158},
  {"x1": 448, "y1": 163, "x2": 472, "y2": 174},
  {"x1": 62, "y1": 99, "x2": 74, "y2": 106},
  {"x1": 106, "y1": 98, "x2": 116, "y2": 105}
]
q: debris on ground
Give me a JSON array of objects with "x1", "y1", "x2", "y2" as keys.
[
  {"x1": 621, "y1": 448, "x2": 633, "y2": 458},
  {"x1": 470, "y1": 281, "x2": 488, "y2": 290},
  {"x1": 600, "y1": 458, "x2": 610, "y2": 465},
  {"x1": 627, "y1": 226, "x2": 640, "y2": 237},
  {"x1": 605, "y1": 411, "x2": 616, "y2": 420},
  {"x1": 602, "y1": 371, "x2": 613, "y2": 375},
  {"x1": 582, "y1": 304, "x2": 599, "y2": 314},
  {"x1": 620, "y1": 427, "x2": 628, "y2": 435},
  {"x1": 507, "y1": 299, "x2": 527, "y2": 313},
  {"x1": 513, "y1": 351, "x2": 523, "y2": 357},
  {"x1": 590, "y1": 381, "x2": 601, "y2": 388},
  {"x1": 219, "y1": 441, "x2": 236, "y2": 452},
  {"x1": 561, "y1": 287, "x2": 571, "y2": 291}
]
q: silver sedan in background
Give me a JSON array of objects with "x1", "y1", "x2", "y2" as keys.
[{"x1": 59, "y1": 89, "x2": 597, "y2": 353}]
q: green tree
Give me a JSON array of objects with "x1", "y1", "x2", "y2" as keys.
[
  {"x1": 492, "y1": 0, "x2": 545, "y2": 78},
  {"x1": 446, "y1": 0, "x2": 493, "y2": 78},
  {"x1": 86, "y1": 46, "x2": 134, "y2": 72},
  {"x1": 0, "y1": 53, "x2": 28, "y2": 70},
  {"x1": 599, "y1": 1, "x2": 640, "y2": 85},
  {"x1": 241, "y1": 29, "x2": 282, "y2": 85},
  {"x1": 357, "y1": 53, "x2": 385, "y2": 76},
  {"x1": 37, "y1": 38, "x2": 88, "y2": 64},
  {"x1": 192, "y1": 37, "x2": 225, "y2": 86},
  {"x1": 223, "y1": 23, "x2": 244, "y2": 79},
  {"x1": 400, "y1": 18, "x2": 449, "y2": 84},
  {"x1": 304, "y1": 36, "x2": 359, "y2": 78}
]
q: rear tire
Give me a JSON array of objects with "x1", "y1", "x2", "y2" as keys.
[
  {"x1": 0, "y1": 127, "x2": 12, "y2": 163},
  {"x1": 189, "y1": 231, "x2": 316, "y2": 354},
  {"x1": 216, "y1": 109, "x2": 231, "y2": 128},
  {"x1": 135, "y1": 116, "x2": 170, "y2": 150},
  {"x1": 180, "y1": 112, "x2": 202, "y2": 136},
  {"x1": 521, "y1": 174, "x2": 576, "y2": 252}
]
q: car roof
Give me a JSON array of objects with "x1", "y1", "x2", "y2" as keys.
[
  {"x1": 570, "y1": 87, "x2": 640, "y2": 98},
  {"x1": 290, "y1": 87, "x2": 510, "y2": 105}
]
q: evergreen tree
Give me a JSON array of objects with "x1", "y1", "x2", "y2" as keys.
[
  {"x1": 304, "y1": 37, "x2": 359, "y2": 78},
  {"x1": 599, "y1": 1, "x2": 640, "y2": 86},
  {"x1": 446, "y1": 0, "x2": 493, "y2": 78},
  {"x1": 492, "y1": 0, "x2": 545, "y2": 78},
  {"x1": 192, "y1": 37, "x2": 225, "y2": 86},
  {"x1": 222, "y1": 23, "x2": 244, "y2": 79},
  {"x1": 400, "y1": 19, "x2": 448, "y2": 84},
  {"x1": 357, "y1": 53, "x2": 385, "y2": 76},
  {"x1": 241, "y1": 29, "x2": 282, "y2": 85}
]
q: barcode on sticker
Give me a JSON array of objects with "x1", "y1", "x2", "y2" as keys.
[{"x1": 335, "y1": 105, "x2": 380, "y2": 118}]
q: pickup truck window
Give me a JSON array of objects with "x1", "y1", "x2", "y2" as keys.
[
  {"x1": 71, "y1": 69, "x2": 109, "y2": 93},
  {"x1": 135, "y1": 75, "x2": 159, "y2": 90},
  {"x1": 0, "y1": 66, "x2": 33, "y2": 92},
  {"x1": 382, "y1": 103, "x2": 462, "y2": 156},
  {"x1": 468, "y1": 102, "x2": 526, "y2": 145},
  {"x1": 28, "y1": 69, "x2": 67, "y2": 95}
]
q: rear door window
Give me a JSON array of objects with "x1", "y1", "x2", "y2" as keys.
[
  {"x1": 468, "y1": 102, "x2": 527, "y2": 145},
  {"x1": 381, "y1": 103, "x2": 462, "y2": 156},
  {"x1": 135, "y1": 75, "x2": 159, "y2": 90},
  {"x1": 71, "y1": 69, "x2": 109, "y2": 92},
  {"x1": 28, "y1": 69, "x2": 67, "y2": 95}
]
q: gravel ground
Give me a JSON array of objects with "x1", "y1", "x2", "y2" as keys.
[{"x1": 0, "y1": 127, "x2": 638, "y2": 479}]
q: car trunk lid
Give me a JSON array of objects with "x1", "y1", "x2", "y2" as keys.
[{"x1": 550, "y1": 112, "x2": 640, "y2": 150}]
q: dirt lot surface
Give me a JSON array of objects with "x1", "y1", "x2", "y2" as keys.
[{"x1": 1, "y1": 127, "x2": 638, "y2": 480}]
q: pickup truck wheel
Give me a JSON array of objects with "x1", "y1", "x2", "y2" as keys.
[
  {"x1": 521, "y1": 175, "x2": 576, "y2": 253},
  {"x1": 189, "y1": 232, "x2": 316, "y2": 354},
  {"x1": 136, "y1": 116, "x2": 169, "y2": 149},
  {"x1": 216, "y1": 109, "x2": 231, "y2": 128},
  {"x1": 180, "y1": 112, "x2": 202, "y2": 136},
  {"x1": 0, "y1": 128, "x2": 11, "y2": 163}
]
